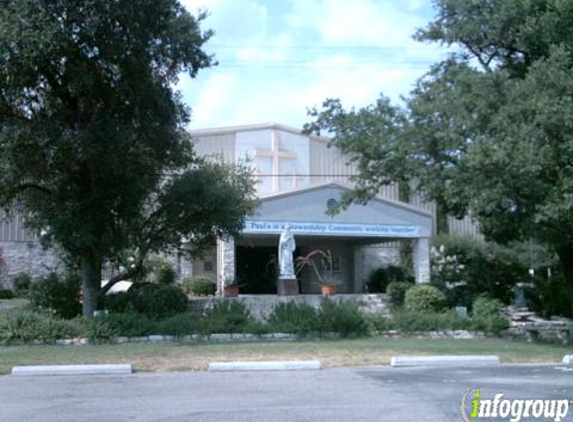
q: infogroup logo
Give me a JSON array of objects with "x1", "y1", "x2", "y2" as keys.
[{"x1": 461, "y1": 388, "x2": 570, "y2": 422}]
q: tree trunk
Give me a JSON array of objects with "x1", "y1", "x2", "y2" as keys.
[
  {"x1": 80, "y1": 253, "x2": 102, "y2": 318},
  {"x1": 436, "y1": 200, "x2": 449, "y2": 235}
]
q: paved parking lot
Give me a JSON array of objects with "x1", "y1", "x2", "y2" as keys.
[{"x1": 1, "y1": 364, "x2": 572, "y2": 422}]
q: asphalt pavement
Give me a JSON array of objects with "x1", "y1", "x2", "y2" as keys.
[{"x1": 0, "y1": 364, "x2": 572, "y2": 422}]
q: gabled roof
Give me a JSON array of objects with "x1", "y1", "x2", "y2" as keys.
[{"x1": 259, "y1": 181, "x2": 433, "y2": 218}]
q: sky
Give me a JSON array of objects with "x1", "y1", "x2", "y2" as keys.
[{"x1": 178, "y1": 0, "x2": 451, "y2": 130}]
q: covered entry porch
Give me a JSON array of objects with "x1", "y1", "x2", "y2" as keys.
[{"x1": 216, "y1": 182, "x2": 433, "y2": 295}]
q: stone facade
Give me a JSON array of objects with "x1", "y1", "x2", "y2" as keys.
[
  {"x1": 0, "y1": 241, "x2": 63, "y2": 287},
  {"x1": 413, "y1": 237, "x2": 431, "y2": 283}
]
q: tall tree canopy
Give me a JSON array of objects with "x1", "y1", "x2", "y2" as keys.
[
  {"x1": 0, "y1": 0, "x2": 257, "y2": 316},
  {"x1": 306, "y1": 0, "x2": 573, "y2": 304}
]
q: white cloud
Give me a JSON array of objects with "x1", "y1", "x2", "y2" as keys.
[{"x1": 177, "y1": 0, "x2": 450, "y2": 130}]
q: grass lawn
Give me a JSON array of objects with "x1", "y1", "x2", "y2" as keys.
[{"x1": 0, "y1": 338, "x2": 570, "y2": 374}]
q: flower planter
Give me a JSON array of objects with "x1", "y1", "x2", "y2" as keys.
[
  {"x1": 321, "y1": 284, "x2": 338, "y2": 296},
  {"x1": 224, "y1": 285, "x2": 239, "y2": 297}
]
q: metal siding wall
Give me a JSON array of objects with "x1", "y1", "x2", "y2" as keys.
[
  {"x1": 0, "y1": 211, "x2": 36, "y2": 242},
  {"x1": 192, "y1": 133, "x2": 236, "y2": 162}
]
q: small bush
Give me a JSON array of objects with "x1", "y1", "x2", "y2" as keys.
[
  {"x1": 154, "y1": 262, "x2": 177, "y2": 285},
  {"x1": 387, "y1": 281, "x2": 414, "y2": 308},
  {"x1": 391, "y1": 310, "x2": 472, "y2": 332},
  {"x1": 404, "y1": 284, "x2": 448, "y2": 313},
  {"x1": 129, "y1": 283, "x2": 188, "y2": 318},
  {"x1": 106, "y1": 312, "x2": 155, "y2": 337},
  {"x1": 12, "y1": 272, "x2": 32, "y2": 297},
  {"x1": 198, "y1": 300, "x2": 253, "y2": 334},
  {"x1": 0, "y1": 310, "x2": 81, "y2": 344},
  {"x1": 267, "y1": 302, "x2": 321, "y2": 336},
  {"x1": 29, "y1": 273, "x2": 81, "y2": 319},
  {"x1": 367, "y1": 265, "x2": 407, "y2": 293},
  {"x1": 319, "y1": 299, "x2": 369, "y2": 338},
  {"x1": 0, "y1": 288, "x2": 14, "y2": 299},
  {"x1": 183, "y1": 277, "x2": 216, "y2": 296},
  {"x1": 472, "y1": 296, "x2": 504, "y2": 318},
  {"x1": 153, "y1": 313, "x2": 197, "y2": 337},
  {"x1": 101, "y1": 291, "x2": 134, "y2": 314},
  {"x1": 82, "y1": 317, "x2": 115, "y2": 343}
]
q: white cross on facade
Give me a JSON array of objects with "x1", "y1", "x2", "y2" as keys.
[{"x1": 253, "y1": 130, "x2": 297, "y2": 192}]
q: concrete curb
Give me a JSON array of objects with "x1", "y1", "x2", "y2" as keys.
[
  {"x1": 391, "y1": 355, "x2": 500, "y2": 367},
  {"x1": 209, "y1": 360, "x2": 322, "y2": 372},
  {"x1": 11, "y1": 364, "x2": 132, "y2": 377},
  {"x1": 562, "y1": 355, "x2": 573, "y2": 365}
]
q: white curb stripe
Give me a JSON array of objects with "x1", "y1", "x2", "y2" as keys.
[
  {"x1": 11, "y1": 364, "x2": 132, "y2": 376},
  {"x1": 209, "y1": 360, "x2": 322, "y2": 371},
  {"x1": 391, "y1": 355, "x2": 500, "y2": 367}
]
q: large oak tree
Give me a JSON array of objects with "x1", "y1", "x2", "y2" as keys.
[
  {"x1": 0, "y1": 0, "x2": 257, "y2": 316},
  {"x1": 306, "y1": 0, "x2": 573, "y2": 307}
]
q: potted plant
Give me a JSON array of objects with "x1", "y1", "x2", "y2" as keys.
[
  {"x1": 295, "y1": 249, "x2": 343, "y2": 296},
  {"x1": 222, "y1": 276, "x2": 240, "y2": 297}
]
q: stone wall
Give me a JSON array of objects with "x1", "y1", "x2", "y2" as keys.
[{"x1": 0, "y1": 241, "x2": 62, "y2": 287}]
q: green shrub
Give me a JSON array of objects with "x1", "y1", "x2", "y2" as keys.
[
  {"x1": 12, "y1": 272, "x2": 32, "y2": 297},
  {"x1": 198, "y1": 300, "x2": 253, "y2": 334},
  {"x1": 525, "y1": 275, "x2": 572, "y2": 318},
  {"x1": 29, "y1": 273, "x2": 81, "y2": 319},
  {"x1": 154, "y1": 262, "x2": 177, "y2": 285},
  {"x1": 367, "y1": 265, "x2": 407, "y2": 293},
  {"x1": 391, "y1": 310, "x2": 472, "y2": 332},
  {"x1": 82, "y1": 317, "x2": 115, "y2": 343},
  {"x1": 129, "y1": 283, "x2": 188, "y2": 318},
  {"x1": 472, "y1": 296, "x2": 504, "y2": 318},
  {"x1": 431, "y1": 234, "x2": 524, "y2": 306},
  {"x1": 0, "y1": 288, "x2": 14, "y2": 299},
  {"x1": 319, "y1": 299, "x2": 369, "y2": 338},
  {"x1": 404, "y1": 284, "x2": 448, "y2": 313},
  {"x1": 471, "y1": 314, "x2": 509, "y2": 335},
  {"x1": 267, "y1": 302, "x2": 321, "y2": 336},
  {"x1": 0, "y1": 310, "x2": 81, "y2": 344},
  {"x1": 387, "y1": 281, "x2": 414, "y2": 308},
  {"x1": 106, "y1": 312, "x2": 155, "y2": 337},
  {"x1": 182, "y1": 277, "x2": 216, "y2": 296},
  {"x1": 101, "y1": 291, "x2": 134, "y2": 314},
  {"x1": 153, "y1": 313, "x2": 197, "y2": 337}
]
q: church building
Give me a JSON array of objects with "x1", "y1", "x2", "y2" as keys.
[
  {"x1": 189, "y1": 123, "x2": 436, "y2": 295},
  {"x1": 0, "y1": 122, "x2": 479, "y2": 295}
]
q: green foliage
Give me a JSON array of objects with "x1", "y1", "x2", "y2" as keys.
[
  {"x1": 370, "y1": 309, "x2": 509, "y2": 335},
  {"x1": 526, "y1": 275, "x2": 572, "y2": 318},
  {"x1": 404, "y1": 285, "x2": 448, "y2": 313},
  {"x1": 305, "y1": 1, "x2": 573, "y2": 305},
  {"x1": 387, "y1": 281, "x2": 414, "y2": 308},
  {"x1": 472, "y1": 296, "x2": 504, "y2": 318},
  {"x1": 430, "y1": 235, "x2": 523, "y2": 307},
  {"x1": 0, "y1": 310, "x2": 81, "y2": 344},
  {"x1": 0, "y1": 0, "x2": 259, "y2": 317},
  {"x1": 182, "y1": 277, "x2": 216, "y2": 296},
  {"x1": 319, "y1": 300, "x2": 369, "y2": 338},
  {"x1": 267, "y1": 302, "x2": 321, "y2": 336},
  {"x1": 367, "y1": 265, "x2": 408, "y2": 293},
  {"x1": 0, "y1": 288, "x2": 14, "y2": 299},
  {"x1": 197, "y1": 300, "x2": 253, "y2": 334},
  {"x1": 129, "y1": 284, "x2": 188, "y2": 319},
  {"x1": 153, "y1": 261, "x2": 177, "y2": 285},
  {"x1": 106, "y1": 312, "x2": 154, "y2": 337},
  {"x1": 12, "y1": 273, "x2": 32, "y2": 298},
  {"x1": 28, "y1": 273, "x2": 81, "y2": 319},
  {"x1": 101, "y1": 291, "x2": 134, "y2": 314}
]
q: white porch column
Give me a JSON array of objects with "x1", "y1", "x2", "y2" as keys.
[
  {"x1": 413, "y1": 237, "x2": 430, "y2": 283},
  {"x1": 216, "y1": 237, "x2": 235, "y2": 295}
]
